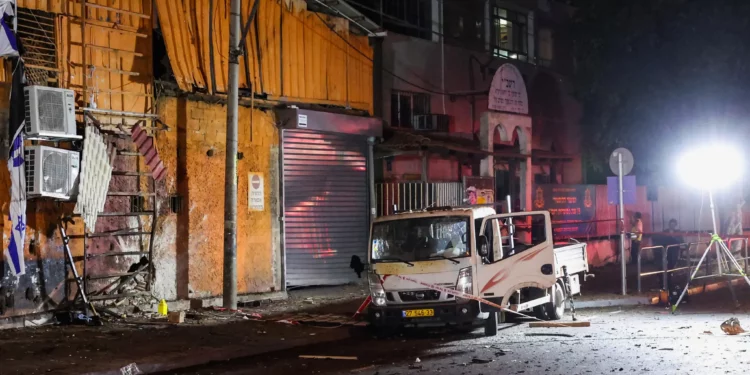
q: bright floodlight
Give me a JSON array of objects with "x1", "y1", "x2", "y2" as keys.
[{"x1": 677, "y1": 144, "x2": 743, "y2": 189}]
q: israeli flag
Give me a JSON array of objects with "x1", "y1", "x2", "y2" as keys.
[
  {"x1": 0, "y1": 0, "x2": 17, "y2": 58},
  {"x1": 6, "y1": 56, "x2": 25, "y2": 276}
]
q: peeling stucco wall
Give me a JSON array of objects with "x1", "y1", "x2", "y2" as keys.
[{"x1": 155, "y1": 97, "x2": 281, "y2": 299}]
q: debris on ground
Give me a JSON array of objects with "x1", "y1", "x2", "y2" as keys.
[
  {"x1": 119, "y1": 363, "x2": 142, "y2": 375},
  {"x1": 168, "y1": 311, "x2": 185, "y2": 324},
  {"x1": 659, "y1": 348, "x2": 674, "y2": 351},
  {"x1": 525, "y1": 332, "x2": 575, "y2": 337},
  {"x1": 472, "y1": 357, "x2": 494, "y2": 364},
  {"x1": 299, "y1": 355, "x2": 358, "y2": 360},
  {"x1": 350, "y1": 365, "x2": 377, "y2": 372},
  {"x1": 277, "y1": 319, "x2": 300, "y2": 325},
  {"x1": 414, "y1": 357, "x2": 421, "y2": 363},
  {"x1": 720, "y1": 317, "x2": 746, "y2": 335},
  {"x1": 703, "y1": 330, "x2": 713, "y2": 335},
  {"x1": 408, "y1": 364, "x2": 423, "y2": 370},
  {"x1": 529, "y1": 321, "x2": 590, "y2": 328}
]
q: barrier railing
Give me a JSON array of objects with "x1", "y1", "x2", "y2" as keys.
[
  {"x1": 637, "y1": 238, "x2": 750, "y2": 293},
  {"x1": 636, "y1": 245, "x2": 664, "y2": 293}
]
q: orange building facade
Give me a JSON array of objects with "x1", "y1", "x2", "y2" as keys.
[{"x1": 0, "y1": 0, "x2": 373, "y2": 321}]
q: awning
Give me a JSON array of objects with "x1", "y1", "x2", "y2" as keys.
[
  {"x1": 532, "y1": 149, "x2": 575, "y2": 162},
  {"x1": 376, "y1": 128, "x2": 527, "y2": 160}
]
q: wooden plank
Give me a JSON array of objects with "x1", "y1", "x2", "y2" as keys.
[
  {"x1": 85, "y1": 3, "x2": 150, "y2": 19},
  {"x1": 86, "y1": 44, "x2": 144, "y2": 57},
  {"x1": 528, "y1": 321, "x2": 591, "y2": 328},
  {"x1": 299, "y1": 355, "x2": 358, "y2": 360},
  {"x1": 25, "y1": 64, "x2": 59, "y2": 72}
]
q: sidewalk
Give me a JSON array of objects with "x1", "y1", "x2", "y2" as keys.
[{"x1": 0, "y1": 284, "x2": 368, "y2": 375}]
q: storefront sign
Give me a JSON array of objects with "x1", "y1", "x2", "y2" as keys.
[
  {"x1": 464, "y1": 176, "x2": 494, "y2": 205},
  {"x1": 533, "y1": 184, "x2": 596, "y2": 236},
  {"x1": 249, "y1": 172, "x2": 264, "y2": 211},
  {"x1": 488, "y1": 63, "x2": 529, "y2": 114}
]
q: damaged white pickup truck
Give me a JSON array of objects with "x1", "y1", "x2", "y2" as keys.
[{"x1": 363, "y1": 206, "x2": 589, "y2": 336}]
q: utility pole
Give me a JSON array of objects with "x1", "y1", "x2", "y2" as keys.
[{"x1": 223, "y1": 0, "x2": 241, "y2": 309}]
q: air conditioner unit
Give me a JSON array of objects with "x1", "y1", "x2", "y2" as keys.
[
  {"x1": 412, "y1": 114, "x2": 450, "y2": 132},
  {"x1": 25, "y1": 145, "x2": 80, "y2": 200},
  {"x1": 24, "y1": 86, "x2": 81, "y2": 140}
]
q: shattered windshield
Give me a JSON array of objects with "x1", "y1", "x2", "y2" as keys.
[{"x1": 371, "y1": 216, "x2": 470, "y2": 263}]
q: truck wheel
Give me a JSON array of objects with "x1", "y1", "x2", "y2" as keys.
[
  {"x1": 530, "y1": 288, "x2": 550, "y2": 320},
  {"x1": 544, "y1": 282, "x2": 566, "y2": 320},
  {"x1": 484, "y1": 311, "x2": 498, "y2": 336}
]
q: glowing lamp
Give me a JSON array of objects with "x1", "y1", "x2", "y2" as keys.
[{"x1": 676, "y1": 144, "x2": 743, "y2": 190}]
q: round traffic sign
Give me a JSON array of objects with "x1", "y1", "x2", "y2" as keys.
[
  {"x1": 609, "y1": 148, "x2": 634, "y2": 176},
  {"x1": 251, "y1": 175, "x2": 261, "y2": 189}
]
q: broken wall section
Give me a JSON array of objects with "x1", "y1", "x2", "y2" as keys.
[{"x1": 154, "y1": 96, "x2": 281, "y2": 301}]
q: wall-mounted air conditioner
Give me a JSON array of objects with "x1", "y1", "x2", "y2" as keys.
[
  {"x1": 24, "y1": 86, "x2": 81, "y2": 140},
  {"x1": 25, "y1": 145, "x2": 80, "y2": 200}
]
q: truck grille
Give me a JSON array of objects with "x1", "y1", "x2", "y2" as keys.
[{"x1": 398, "y1": 290, "x2": 440, "y2": 302}]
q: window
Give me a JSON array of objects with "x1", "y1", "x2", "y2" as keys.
[
  {"x1": 17, "y1": 7, "x2": 58, "y2": 87},
  {"x1": 390, "y1": 91, "x2": 431, "y2": 128},
  {"x1": 491, "y1": 7, "x2": 529, "y2": 62},
  {"x1": 480, "y1": 214, "x2": 548, "y2": 263},
  {"x1": 443, "y1": 0, "x2": 485, "y2": 50},
  {"x1": 538, "y1": 28, "x2": 554, "y2": 67},
  {"x1": 348, "y1": 0, "x2": 432, "y2": 40},
  {"x1": 371, "y1": 216, "x2": 470, "y2": 263}
]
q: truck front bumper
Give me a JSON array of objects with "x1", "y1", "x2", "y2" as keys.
[{"x1": 368, "y1": 301, "x2": 481, "y2": 328}]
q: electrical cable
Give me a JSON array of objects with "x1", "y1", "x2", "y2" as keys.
[{"x1": 313, "y1": 11, "x2": 456, "y2": 96}]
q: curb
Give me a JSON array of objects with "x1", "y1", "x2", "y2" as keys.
[
  {"x1": 83, "y1": 327, "x2": 351, "y2": 375},
  {"x1": 570, "y1": 297, "x2": 652, "y2": 309}
]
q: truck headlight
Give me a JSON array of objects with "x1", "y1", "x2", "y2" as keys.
[
  {"x1": 456, "y1": 267, "x2": 473, "y2": 297},
  {"x1": 371, "y1": 290, "x2": 387, "y2": 306},
  {"x1": 368, "y1": 273, "x2": 387, "y2": 306}
]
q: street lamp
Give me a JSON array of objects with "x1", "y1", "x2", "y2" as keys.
[{"x1": 671, "y1": 143, "x2": 750, "y2": 312}]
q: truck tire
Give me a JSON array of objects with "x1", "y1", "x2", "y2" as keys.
[
  {"x1": 544, "y1": 282, "x2": 566, "y2": 320},
  {"x1": 530, "y1": 288, "x2": 550, "y2": 320},
  {"x1": 484, "y1": 311, "x2": 498, "y2": 336}
]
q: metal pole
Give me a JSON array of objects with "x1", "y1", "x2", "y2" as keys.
[
  {"x1": 223, "y1": 0, "x2": 241, "y2": 309},
  {"x1": 708, "y1": 190, "x2": 724, "y2": 277},
  {"x1": 13, "y1": 0, "x2": 17, "y2": 32},
  {"x1": 618, "y1": 152, "x2": 627, "y2": 295}
]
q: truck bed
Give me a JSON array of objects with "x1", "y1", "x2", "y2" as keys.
[{"x1": 553, "y1": 243, "x2": 588, "y2": 276}]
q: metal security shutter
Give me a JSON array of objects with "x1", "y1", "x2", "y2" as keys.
[{"x1": 282, "y1": 129, "x2": 369, "y2": 286}]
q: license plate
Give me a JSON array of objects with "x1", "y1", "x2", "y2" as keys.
[{"x1": 402, "y1": 309, "x2": 434, "y2": 318}]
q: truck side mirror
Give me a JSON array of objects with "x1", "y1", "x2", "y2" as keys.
[{"x1": 478, "y1": 236, "x2": 489, "y2": 257}]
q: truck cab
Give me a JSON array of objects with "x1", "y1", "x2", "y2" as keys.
[{"x1": 365, "y1": 206, "x2": 588, "y2": 336}]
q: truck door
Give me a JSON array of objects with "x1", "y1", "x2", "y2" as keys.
[{"x1": 475, "y1": 212, "x2": 557, "y2": 301}]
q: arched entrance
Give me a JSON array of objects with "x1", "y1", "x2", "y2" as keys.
[{"x1": 479, "y1": 63, "x2": 533, "y2": 211}]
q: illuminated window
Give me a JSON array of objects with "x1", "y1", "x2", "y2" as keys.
[{"x1": 491, "y1": 7, "x2": 529, "y2": 62}]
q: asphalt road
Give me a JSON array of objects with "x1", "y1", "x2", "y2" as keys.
[{"x1": 172, "y1": 288, "x2": 750, "y2": 375}]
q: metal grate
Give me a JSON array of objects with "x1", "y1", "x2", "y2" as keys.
[
  {"x1": 41, "y1": 149, "x2": 69, "y2": 194},
  {"x1": 24, "y1": 148, "x2": 35, "y2": 193},
  {"x1": 37, "y1": 89, "x2": 66, "y2": 132},
  {"x1": 16, "y1": 7, "x2": 58, "y2": 87}
]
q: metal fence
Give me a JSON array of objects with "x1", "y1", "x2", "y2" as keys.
[
  {"x1": 636, "y1": 238, "x2": 750, "y2": 293},
  {"x1": 376, "y1": 182, "x2": 464, "y2": 216}
]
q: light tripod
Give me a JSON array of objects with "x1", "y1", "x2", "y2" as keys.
[{"x1": 671, "y1": 190, "x2": 750, "y2": 313}]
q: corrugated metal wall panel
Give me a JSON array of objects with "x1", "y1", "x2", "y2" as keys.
[
  {"x1": 282, "y1": 130, "x2": 369, "y2": 286},
  {"x1": 155, "y1": 0, "x2": 373, "y2": 113}
]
